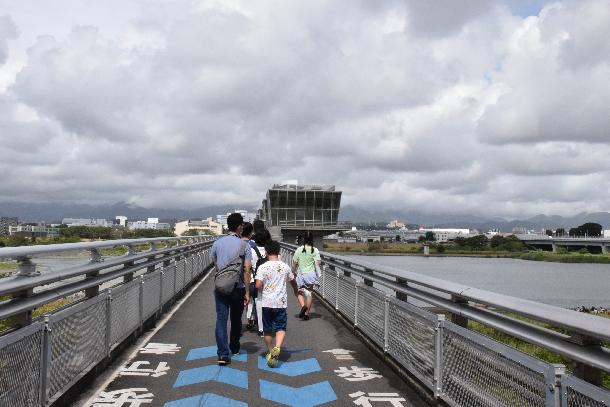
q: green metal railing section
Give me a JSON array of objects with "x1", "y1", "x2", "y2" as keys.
[
  {"x1": 280, "y1": 243, "x2": 610, "y2": 407},
  {"x1": 0, "y1": 237, "x2": 216, "y2": 406}
]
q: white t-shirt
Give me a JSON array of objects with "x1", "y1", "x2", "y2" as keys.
[
  {"x1": 250, "y1": 244, "x2": 266, "y2": 283},
  {"x1": 255, "y1": 260, "x2": 294, "y2": 308}
]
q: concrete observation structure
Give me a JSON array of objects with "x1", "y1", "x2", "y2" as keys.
[{"x1": 258, "y1": 183, "x2": 350, "y2": 246}]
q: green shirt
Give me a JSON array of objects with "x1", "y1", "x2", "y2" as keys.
[{"x1": 292, "y1": 245, "x2": 321, "y2": 274}]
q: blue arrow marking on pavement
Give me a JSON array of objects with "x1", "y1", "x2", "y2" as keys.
[
  {"x1": 257, "y1": 356, "x2": 321, "y2": 376},
  {"x1": 186, "y1": 346, "x2": 247, "y2": 363},
  {"x1": 259, "y1": 380, "x2": 336, "y2": 407},
  {"x1": 173, "y1": 365, "x2": 248, "y2": 389},
  {"x1": 165, "y1": 393, "x2": 248, "y2": 407}
]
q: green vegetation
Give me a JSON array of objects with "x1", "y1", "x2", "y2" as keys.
[
  {"x1": 518, "y1": 250, "x2": 610, "y2": 263},
  {"x1": 468, "y1": 316, "x2": 610, "y2": 388},
  {"x1": 58, "y1": 225, "x2": 175, "y2": 240},
  {"x1": 325, "y1": 234, "x2": 610, "y2": 263}
]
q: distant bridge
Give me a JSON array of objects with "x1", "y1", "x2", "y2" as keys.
[{"x1": 516, "y1": 234, "x2": 610, "y2": 253}]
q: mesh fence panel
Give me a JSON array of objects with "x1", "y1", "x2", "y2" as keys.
[
  {"x1": 387, "y1": 300, "x2": 436, "y2": 390},
  {"x1": 323, "y1": 269, "x2": 337, "y2": 308},
  {"x1": 441, "y1": 322, "x2": 548, "y2": 407},
  {"x1": 175, "y1": 260, "x2": 185, "y2": 292},
  {"x1": 110, "y1": 281, "x2": 140, "y2": 346},
  {"x1": 162, "y1": 264, "x2": 176, "y2": 304},
  {"x1": 356, "y1": 285, "x2": 386, "y2": 347},
  {"x1": 49, "y1": 298, "x2": 107, "y2": 399},
  {"x1": 0, "y1": 323, "x2": 43, "y2": 406},
  {"x1": 337, "y1": 275, "x2": 356, "y2": 322},
  {"x1": 143, "y1": 271, "x2": 162, "y2": 319},
  {"x1": 563, "y1": 375, "x2": 610, "y2": 407}
]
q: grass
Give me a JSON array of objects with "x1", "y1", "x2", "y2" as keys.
[
  {"x1": 0, "y1": 261, "x2": 16, "y2": 271},
  {"x1": 0, "y1": 297, "x2": 75, "y2": 333},
  {"x1": 517, "y1": 250, "x2": 610, "y2": 263},
  {"x1": 468, "y1": 315, "x2": 610, "y2": 388}
]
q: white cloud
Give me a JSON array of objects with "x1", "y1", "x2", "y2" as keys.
[{"x1": 0, "y1": 0, "x2": 609, "y2": 218}]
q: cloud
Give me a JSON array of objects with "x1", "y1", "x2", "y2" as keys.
[
  {"x1": 0, "y1": 0, "x2": 609, "y2": 218},
  {"x1": 0, "y1": 15, "x2": 18, "y2": 64}
]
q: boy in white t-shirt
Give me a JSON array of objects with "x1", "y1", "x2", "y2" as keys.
[{"x1": 255, "y1": 240, "x2": 299, "y2": 367}]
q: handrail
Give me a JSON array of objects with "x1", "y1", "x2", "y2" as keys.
[
  {"x1": 281, "y1": 243, "x2": 610, "y2": 374},
  {"x1": 0, "y1": 236, "x2": 217, "y2": 331},
  {"x1": 0, "y1": 236, "x2": 211, "y2": 260}
]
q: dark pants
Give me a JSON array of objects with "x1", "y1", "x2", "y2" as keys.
[
  {"x1": 215, "y1": 287, "x2": 245, "y2": 357},
  {"x1": 248, "y1": 282, "x2": 258, "y2": 320}
]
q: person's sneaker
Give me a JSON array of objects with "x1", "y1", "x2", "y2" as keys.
[
  {"x1": 298, "y1": 306, "x2": 307, "y2": 319},
  {"x1": 246, "y1": 320, "x2": 254, "y2": 330},
  {"x1": 218, "y1": 356, "x2": 231, "y2": 365},
  {"x1": 230, "y1": 345, "x2": 240, "y2": 355},
  {"x1": 259, "y1": 330, "x2": 264, "y2": 337},
  {"x1": 303, "y1": 314, "x2": 310, "y2": 321},
  {"x1": 267, "y1": 346, "x2": 280, "y2": 368}
]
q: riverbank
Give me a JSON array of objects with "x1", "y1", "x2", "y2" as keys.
[{"x1": 324, "y1": 243, "x2": 610, "y2": 264}]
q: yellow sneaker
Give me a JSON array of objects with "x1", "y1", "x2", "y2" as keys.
[
  {"x1": 266, "y1": 351, "x2": 276, "y2": 368},
  {"x1": 268, "y1": 346, "x2": 280, "y2": 368}
]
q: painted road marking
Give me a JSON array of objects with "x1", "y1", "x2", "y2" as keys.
[
  {"x1": 257, "y1": 356, "x2": 321, "y2": 376},
  {"x1": 186, "y1": 346, "x2": 248, "y2": 363},
  {"x1": 173, "y1": 365, "x2": 248, "y2": 389},
  {"x1": 259, "y1": 379, "x2": 337, "y2": 407},
  {"x1": 164, "y1": 393, "x2": 248, "y2": 407}
]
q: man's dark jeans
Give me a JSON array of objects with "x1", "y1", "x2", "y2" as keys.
[{"x1": 215, "y1": 286, "x2": 245, "y2": 358}]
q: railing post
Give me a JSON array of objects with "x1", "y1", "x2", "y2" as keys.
[
  {"x1": 85, "y1": 248, "x2": 103, "y2": 298},
  {"x1": 342, "y1": 262, "x2": 351, "y2": 278},
  {"x1": 138, "y1": 275, "x2": 144, "y2": 331},
  {"x1": 11, "y1": 287, "x2": 33, "y2": 328},
  {"x1": 570, "y1": 334, "x2": 602, "y2": 385},
  {"x1": 335, "y1": 269, "x2": 340, "y2": 310},
  {"x1": 354, "y1": 281, "x2": 360, "y2": 327},
  {"x1": 363, "y1": 267, "x2": 374, "y2": 287},
  {"x1": 321, "y1": 264, "x2": 326, "y2": 298},
  {"x1": 383, "y1": 294, "x2": 390, "y2": 352},
  {"x1": 450, "y1": 294, "x2": 469, "y2": 328},
  {"x1": 434, "y1": 314, "x2": 446, "y2": 399},
  {"x1": 39, "y1": 314, "x2": 52, "y2": 406},
  {"x1": 106, "y1": 289, "x2": 112, "y2": 356},
  {"x1": 395, "y1": 277, "x2": 408, "y2": 302},
  {"x1": 158, "y1": 270, "x2": 165, "y2": 315},
  {"x1": 124, "y1": 245, "x2": 135, "y2": 283},
  {"x1": 551, "y1": 364, "x2": 565, "y2": 407}
]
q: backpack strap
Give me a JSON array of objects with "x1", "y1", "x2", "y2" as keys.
[{"x1": 252, "y1": 245, "x2": 262, "y2": 260}]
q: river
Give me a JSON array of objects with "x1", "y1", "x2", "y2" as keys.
[{"x1": 345, "y1": 255, "x2": 610, "y2": 309}]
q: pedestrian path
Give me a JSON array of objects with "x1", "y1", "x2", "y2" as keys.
[{"x1": 85, "y1": 271, "x2": 429, "y2": 406}]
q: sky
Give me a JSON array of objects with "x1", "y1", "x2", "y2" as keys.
[{"x1": 0, "y1": 0, "x2": 609, "y2": 218}]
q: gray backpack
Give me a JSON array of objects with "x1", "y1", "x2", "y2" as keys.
[{"x1": 214, "y1": 240, "x2": 247, "y2": 295}]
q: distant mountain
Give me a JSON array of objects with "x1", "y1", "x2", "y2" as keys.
[
  {"x1": 338, "y1": 205, "x2": 610, "y2": 231},
  {"x1": 0, "y1": 201, "x2": 253, "y2": 223}
]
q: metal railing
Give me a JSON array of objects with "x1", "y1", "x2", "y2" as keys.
[
  {"x1": 0, "y1": 236, "x2": 216, "y2": 406},
  {"x1": 280, "y1": 243, "x2": 610, "y2": 407}
]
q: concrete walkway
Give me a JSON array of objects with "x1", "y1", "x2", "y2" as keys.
[{"x1": 82, "y1": 270, "x2": 429, "y2": 407}]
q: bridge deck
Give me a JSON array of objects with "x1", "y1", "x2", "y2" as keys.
[{"x1": 81, "y1": 271, "x2": 429, "y2": 406}]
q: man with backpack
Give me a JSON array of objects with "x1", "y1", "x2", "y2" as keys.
[{"x1": 211, "y1": 213, "x2": 252, "y2": 365}]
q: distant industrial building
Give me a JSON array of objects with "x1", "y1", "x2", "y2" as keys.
[
  {"x1": 258, "y1": 182, "x2": 348, "y2": 245},
  {"x1": 62, "y1": 218, "x2": 112, "y2": 227},
  {"x1": 9, "y1": 224, "x2": 59, "y2": 238},
  {"x1": 128, "y1": 218, "x2": 171, "y2": 230},
  {"x1": 115, "y1": 216, "x2": 128, "y2": 227},
  {"x1": 216, "y1": 210, "x2": 256, "y2": 228},
  {"x1": 0, "y1": 217, "x2": 18, "y2": 236},
  {"x1": 175, "y1": 218, "x2": 222, "y2": 236}
]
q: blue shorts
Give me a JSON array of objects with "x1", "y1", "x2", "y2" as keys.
[{"x1": 262, "y1": 307, "x2": 287, "y2": 333}]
